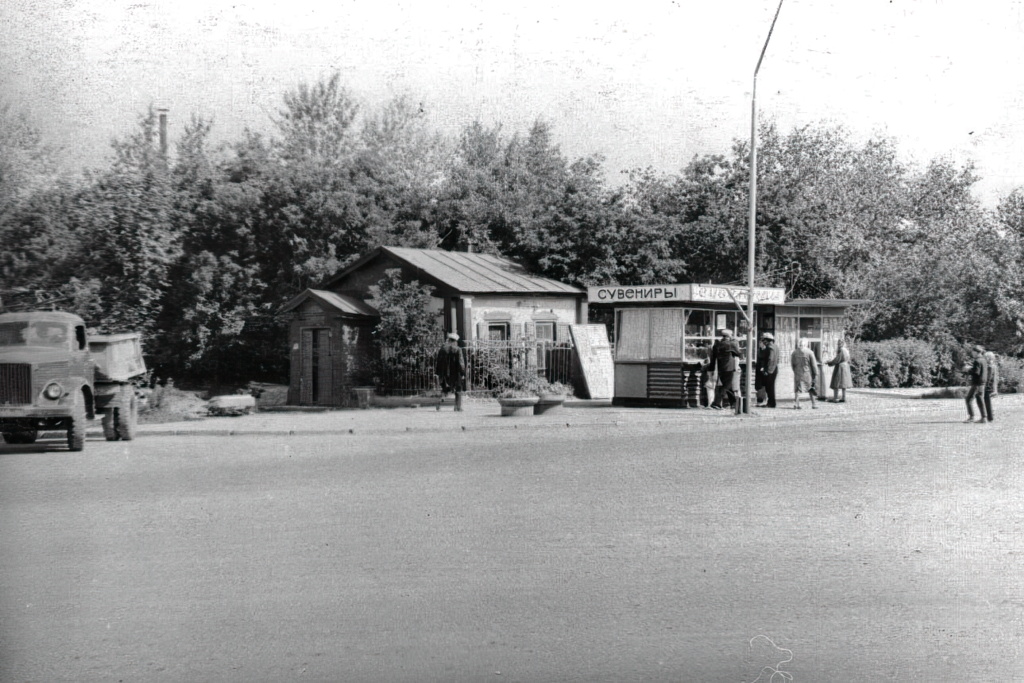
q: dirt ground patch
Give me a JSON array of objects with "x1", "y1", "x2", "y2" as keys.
[{"x1": 138, "y1": 384, "x2": 208, "y2": 423}]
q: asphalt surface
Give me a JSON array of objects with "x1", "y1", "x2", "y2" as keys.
[
  {"x1": 1, "y1": 390, "x2": 1021, "y2": 682},
  {"x1": 118, "y1": 388, "x2": 1012, "y2": 437}
]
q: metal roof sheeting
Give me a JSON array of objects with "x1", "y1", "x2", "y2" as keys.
[
  {"x1": 332, "y1": 247, "x2": 584, "y2": 296},
  {"x1": 279, "y1": 289, "x2": 379, "y2": 316},
  {"x1": 781, "y1": 298, "x2": 871, "y2": 307}
]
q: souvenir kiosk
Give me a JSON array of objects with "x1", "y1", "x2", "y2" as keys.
[{"x1": 587, "y1": 284, "x2": 863, "y2": 407}]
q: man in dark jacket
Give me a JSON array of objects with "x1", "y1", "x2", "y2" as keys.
[
  {"x1": 435, "y1": 332, "x2": 466, "y2": 412},
  {"x1": 710, "y1": 329, "x2": 742, "y2": 410},
  {"x1": 964, "y1": 345, "x2": 988, "y2": 424},
  {"x1": 756, "y1": 332, "x2": 779, "y2": 408},
  {"x1": 984, "y1": 350, "x2": 999, "y2": 423}
]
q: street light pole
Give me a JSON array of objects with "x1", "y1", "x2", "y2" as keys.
[{"x1": 746, "y1": 0, "x2": 785, "y2": 414}]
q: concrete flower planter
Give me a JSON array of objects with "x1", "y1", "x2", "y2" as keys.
[
  {"x1": 497, "y1": 396, "x2": 539, "y2": 417},
  {"x1": 533, "y1": 394, "x2": 567, "y2": 415}
]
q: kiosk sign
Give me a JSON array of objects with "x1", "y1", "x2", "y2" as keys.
[
  {"x1": 690, "y1": 284, "x2": 785, "y2": 305},
  {"x1": 587, "y1": 284, "x2": 785, "y2": 306},
  {"x1": 588, "y1": 285, "x2": 686, "y2": 303}
]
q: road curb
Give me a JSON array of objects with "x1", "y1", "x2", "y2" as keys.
[{"x1": 107, "y1": 397, "x2": 980, "y2": 439}]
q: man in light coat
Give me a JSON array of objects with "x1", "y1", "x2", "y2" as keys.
[{"x1": 790, "y1": 338, "x2": 818, "y2": 409}]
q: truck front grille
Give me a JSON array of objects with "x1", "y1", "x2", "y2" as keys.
[{"x1": 0, "y1": 363, "x2": 32, "y2": 405}]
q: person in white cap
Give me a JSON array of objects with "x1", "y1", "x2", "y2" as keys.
[
  {"x1": 434, "y1": 332, "x2": 466, "y2": 411},
  {"x1": 756, "y1": 332, "x2": 779, "y2": 408},
  {"x1": 710, "y1": 328, "x2": 741, "y2": 410}
]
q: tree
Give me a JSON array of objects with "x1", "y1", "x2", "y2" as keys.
[
  {"x1": 357, "y1": 96, "x2": 449, "y2": 249},
  {"x1": 0, "y1": 102, "x2": 61, "y2": 209},
  {"x1": 367, "y1": 269, "x2": 440, "y2": 393}
]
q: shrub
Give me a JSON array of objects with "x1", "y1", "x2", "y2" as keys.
[
  {"x1": 994, "y1": 354, "x2": 1024, "y2": 393},
  {"x1": 848, "y1": 338, "x2": 937, "y2": 388},
  {"x1": 368, "y1": 269, "x2": 442, "y2": 394},
  {"x1": 850, "y1": 337, "x2": 1023, "y2": 393}
]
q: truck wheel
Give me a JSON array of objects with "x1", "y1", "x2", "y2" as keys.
[
  {"x1": 115, "y1": 390, "x2": 138, "y2": 441},
  {"x1": 102, "y1": 411, "x2": 118, "y2": 441},
  {"x1": 3, "y1": 431, "x2": 38, "y2": 444},
  {"x1": 67, "y1": 399, "x2": 86, "y2": 452}
]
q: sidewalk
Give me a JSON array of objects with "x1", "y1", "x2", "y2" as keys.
[{"x1": 117, "y1": 390, "x2": 1019, "y2": 438}]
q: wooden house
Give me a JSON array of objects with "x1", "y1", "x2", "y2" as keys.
[{"x1": 281, "y1": 247, "x2": 586, "y2": 406}]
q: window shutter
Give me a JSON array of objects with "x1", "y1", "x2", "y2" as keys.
[
  {"x1": 512, "y1": 323, "x2": 523, "y2": 340},
  {"x1": 524, "y1": 322, "x2": 535, "y2": 339},
  {"x1": 476, "y1": 322, "x2": 488, "y2": 340},
  {"x1": 556, "y1": 323, "x2": 570, "y2": 342}
]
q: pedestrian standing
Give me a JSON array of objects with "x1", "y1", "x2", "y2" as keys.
[
  {"x1": 756, "y1": 332, "x2": 779, "y2": 408},
  {"x1": 963, "y1": 345, "x2": 988, "y2": 424},
  {"x1": 826, "y1": 338, "x2": 853, "y2": 403},
  {"x1": 791, "y1": 338, "x2": 818, "y2": 409},
  {"x1": 435, "y1": 332, "x2": 466, "y2": 412},
  {"x1": 984, "y1": 350, "x2": 999, "y2": 423},
  {"x1": 700, "y1": 355, "x2": 716, "y2": 408},
  {"x1": 710, "y1": 329, "x2": 742, "y2": 410}
]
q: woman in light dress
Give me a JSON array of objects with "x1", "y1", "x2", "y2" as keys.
[{"x1": 827, "y1": 338, "x2": 853, "y2": 403}]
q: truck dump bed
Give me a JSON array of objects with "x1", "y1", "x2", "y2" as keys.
[{"x1": 88, "y1": 333, "x2": 146, "y2": 382}]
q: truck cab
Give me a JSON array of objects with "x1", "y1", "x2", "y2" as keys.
[{"x1": 0, "y1": 311, "x2": 143, "y2": 450}]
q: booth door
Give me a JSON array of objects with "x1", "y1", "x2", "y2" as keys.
[{"x1": 300, "y1": 328, "x2": 333, "y2": 405}]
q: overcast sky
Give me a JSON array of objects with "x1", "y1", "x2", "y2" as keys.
[{"x1": 3, "y1": 0, "x2": 1024, "y2": 206}]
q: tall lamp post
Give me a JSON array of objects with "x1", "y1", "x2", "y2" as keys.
[{"x1": 746, "y1": 0, "x2": 785, "y2": 414}]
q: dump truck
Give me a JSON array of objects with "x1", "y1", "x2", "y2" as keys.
[{"x1": 0, "y1": 311, "x2": 146, "y2": 450}]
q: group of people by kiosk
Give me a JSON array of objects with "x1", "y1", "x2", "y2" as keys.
[
  {"x1": 703, "y1": 329, "x2": 854, "y2": 412},
  {"x1": 435, "y1": 327, "x2": 998, "y2": 420}
]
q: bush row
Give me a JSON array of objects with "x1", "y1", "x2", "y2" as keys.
[{"x1": 848, "y1": 339, "x2": 1023, "y2": 393}]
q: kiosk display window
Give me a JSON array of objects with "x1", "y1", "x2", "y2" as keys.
[
  {"x1": 615, "y1": 307, "x2": 759, "y2": 363},
  {"x1": 684, "y1": 310, "x2": 714, "y2": 361},
  {"x1": 616, "y1": 309, "x2": 651, "y2": 360},
  {"x1": 649, "y1": 309, "x2": 683, "y2": 360}
]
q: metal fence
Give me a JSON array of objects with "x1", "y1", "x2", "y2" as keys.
[{"x1": 376, "y1": 338, "x2": 577, "y2": 397}]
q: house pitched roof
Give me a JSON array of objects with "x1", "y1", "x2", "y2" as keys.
[
  {"x1": 279, "y1": 289, "x2": 379, "y2": 317},
  {"x1": 325, "y1": 246, "x2": 585, "y2": 296}
]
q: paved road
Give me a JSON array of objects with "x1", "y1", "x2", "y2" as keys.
[{"x1": 1, "y1": 394, "x2": 1021, "y2": 681}]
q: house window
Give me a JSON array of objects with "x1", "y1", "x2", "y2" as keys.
[
  {"x1": 487, "y1": 322, "x2": 510, "y2": 341},
  {"x1": 535, "y1": 321, "x2": 555, "y2": 342}
]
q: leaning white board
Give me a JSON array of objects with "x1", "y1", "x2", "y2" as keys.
[{"x1": 569, "y1": 324, "x2": 614, "y2": 400}]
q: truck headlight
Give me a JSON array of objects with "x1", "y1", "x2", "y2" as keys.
[{"x1": 43, "y1": 382, "x2": 63, "y2": 400}]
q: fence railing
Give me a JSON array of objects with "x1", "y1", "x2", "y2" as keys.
[{"x1": 376, "y1": 338, "x2": 576, "y2": 397}]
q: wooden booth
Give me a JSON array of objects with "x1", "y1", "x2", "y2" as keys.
[
  {"x1": 279, "y1": 289, "x2": 379, "y2": 407},
  {"x1": 587, "y1": 284, "x2": 864, "y2": 407}
]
